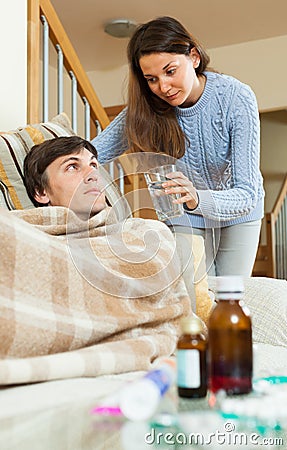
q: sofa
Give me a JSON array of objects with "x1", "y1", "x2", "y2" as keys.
[{"x1": 1, "y1": 114, "x2": 287, "y2": 449}]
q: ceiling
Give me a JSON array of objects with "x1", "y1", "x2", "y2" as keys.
[{"x1": 50, "y1": 0, "x2": 287, "y2": 72}]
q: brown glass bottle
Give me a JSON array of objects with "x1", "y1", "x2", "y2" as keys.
[
  {"x1": 208, "y1": 276, "x2": 253, "y2": 395},
  {"x1": 177, "y1": 316, "x2": 207, "y2": 398}
]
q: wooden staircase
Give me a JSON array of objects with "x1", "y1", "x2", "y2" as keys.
[
  {"x1": 27, "y1": 0, "x2": 110, "y2": 132},
  {"x1": 252, "y1": 174, "x2": 287, "y2": 279}
]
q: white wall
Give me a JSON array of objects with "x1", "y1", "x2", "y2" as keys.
[
  {"x1": 88, "y1": 65, "x2": 129, "y2": 108},
  {"x1": 260, "y1": 111, "x2": 287, "y2": 212},
  {"x1": 208, "y1": 35, "x2": 287, "y2": 112},
  {"x1": 90, "y1": 35, "x2": 287, "y2": 112},
  {"x1": 0, "y1": 1, "x2": 27, "y2": 130}
]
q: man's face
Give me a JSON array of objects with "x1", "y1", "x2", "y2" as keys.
[{"x1": 35, "y1": 148, "x2": 106, "y2": 218}]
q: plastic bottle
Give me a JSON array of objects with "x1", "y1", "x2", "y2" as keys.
[
  {"x1": 119, "y1": 358, "x2": 176, "y2": 421},
  {"x1": 208, "y1": 276, "x2": 253, "y2": 395},
  {"x1": 177, "y1": 315, "x2": 207, "y2": 398}
]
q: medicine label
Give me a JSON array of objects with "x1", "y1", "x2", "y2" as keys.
[{"x1": 177, "y1": 349, "x2": 200, "y2": 388}]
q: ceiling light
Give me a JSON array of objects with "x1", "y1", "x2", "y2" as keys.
[{"x1": 104, "y1": 19, "x2": 137, "y2": 38}]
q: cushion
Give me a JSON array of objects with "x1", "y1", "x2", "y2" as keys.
[
  {"x1": 191, "y1": 234, "x2": 214, "y2": 324},
  {"x1": 0, "y1": 113, "x2": 75, "y2": 210},
  {"x1": 174, "y1": 231, "x2": 214, "y2": 325},
  {"x1": 0, "y1": 178, "x2": 15, "y2": 210},
  {"x1": 0, "y1": 113, "x2": 131, "y2": 219},
  {"x1": 254, "y1": 342, "x2": 287, "y2": 378},
  {"x1": 208, "y1": 276, "x2": 287, "y2": 347}
]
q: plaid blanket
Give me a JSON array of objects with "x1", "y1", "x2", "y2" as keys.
[{"x1": 0, "y1": 206, "x2": 191, "y2": 385}]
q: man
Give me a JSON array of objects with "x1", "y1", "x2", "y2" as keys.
[
  {"x1": 24, "y1": 136, "x2": 106, "y2": 219},
  {"x1": 23, "y1": 135, "x2": 209, "y2": 309},
  {"x1": 1, "y1": 136, "x2": 192, "y2": 384}
]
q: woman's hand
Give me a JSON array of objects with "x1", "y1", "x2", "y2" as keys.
[{"x1": 162, "y1": 171, "x2": 198, "y2": 210}]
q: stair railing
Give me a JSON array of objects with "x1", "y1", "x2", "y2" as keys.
[
  {"x1": 27, "y1": 0, "x2": 130, "y2": 195},
  {"x1": 27, "y1": 0, "x2": 110, "y2": 136},
  {"x1": 254, "y1": 174, "x2": 287, "y2": 279},
  {"x1": 268, "y1": 174, "x2": 287, "y2": 279}
]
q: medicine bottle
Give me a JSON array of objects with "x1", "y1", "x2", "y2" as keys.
[
  {"x1": 208, "y1": 276, "x2": 253, "y2": 395},
  {"x1": 177, "y1": 316, "x2": 207, "y2": 398}
]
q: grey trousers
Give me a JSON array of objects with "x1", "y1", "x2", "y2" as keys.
[{"x1": 172, "y1": 220, "x2": 262, "y2": 310}]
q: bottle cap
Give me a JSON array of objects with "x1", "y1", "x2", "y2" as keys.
[
  {"x1": 180, "y1": 315, "x2": 204, "y2": 334},
  {"x1": 216, "y1": 276, "x2": 244, "y2": 299}
]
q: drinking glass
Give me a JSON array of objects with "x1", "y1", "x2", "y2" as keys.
[{"x1": 144, "y1": 164, "x2": 184, "y2": 221}]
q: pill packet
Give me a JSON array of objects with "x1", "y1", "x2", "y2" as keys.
[{"x1": 216, "y1": 376, "x2": 287, "y2": 433}]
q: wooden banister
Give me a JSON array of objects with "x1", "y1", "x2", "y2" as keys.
[
  {"x1": 265, "y1": 212, "x2": 276, "y2": 277},
  {"x1": 27, "y1": 0, "x2": 40, "y2": 123},
  {"x1": 27, "y1": 0, "x2": 110, "y2": 130},
  {"x1": 253, "y1": 174, "x2": 287, "y2": 278},
  {"x1": 271, "y1": 174, "x2": 287, "y2": 218}
]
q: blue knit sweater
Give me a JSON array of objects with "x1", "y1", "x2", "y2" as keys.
[{"x1": 92, "y1": 71, "x2": 265, "y2": 228}]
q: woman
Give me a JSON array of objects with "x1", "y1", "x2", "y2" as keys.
[{"x1": 92, "y1": 16, "x2": 264, "y2": 277}]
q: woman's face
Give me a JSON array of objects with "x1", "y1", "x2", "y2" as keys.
[{"x1": 139, "y1": 48, "x2": 202, "y2": 108}]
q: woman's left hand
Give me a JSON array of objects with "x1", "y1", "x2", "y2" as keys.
[{"x1": 162, "y1": 171, "x2": 198, "y2": 210}]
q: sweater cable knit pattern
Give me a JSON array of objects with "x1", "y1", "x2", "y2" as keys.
[{"x1": 92, "y1": 72, "x2": 264, "y2": 229}]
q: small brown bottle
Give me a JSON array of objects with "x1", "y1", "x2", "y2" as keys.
[
  {"x1": 208, "y1": 276, "x2": 253, "y2": 395},
  {"x1": 177, "y1": 316, "x2": 207, "y2": 398}
]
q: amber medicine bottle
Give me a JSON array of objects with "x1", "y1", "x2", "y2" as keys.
[
  {"x1": 208, "y1": 276, "x2": 253, "y2": 395},
  {"x1": 177, "y1": 316, "x2": 207, "y2": 398}
]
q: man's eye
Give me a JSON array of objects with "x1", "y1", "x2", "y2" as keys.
[
  {"x1": 66, "y1": 164, "x2": 77, "y2": 171},
  {"x1": 91, "y1": 163, "x2": 98, "y2": 168}
]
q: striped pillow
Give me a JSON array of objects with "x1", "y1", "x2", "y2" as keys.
[{"x1": 0, "y1": 113, "x2": 75, "y2": 210}]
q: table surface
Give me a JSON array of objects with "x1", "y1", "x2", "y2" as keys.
[
  {"x1": 0, "y1": 365, "x2": 286, "y2": 450},
  {"x1": 1, "y1": 384, "x2": 285, "y2": 450}
]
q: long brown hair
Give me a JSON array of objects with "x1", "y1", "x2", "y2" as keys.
[{"x1": 126, "y1": 16, "x2": 210, "y2": 158}]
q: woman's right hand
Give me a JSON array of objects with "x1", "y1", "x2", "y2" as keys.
[{"x1": 162, "y1": 171, "x2": 198, "y2": 210}]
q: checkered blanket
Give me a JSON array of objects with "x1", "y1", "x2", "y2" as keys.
[{"x1": 0, "y1": 206, "x2": 191, "y2": 385}]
